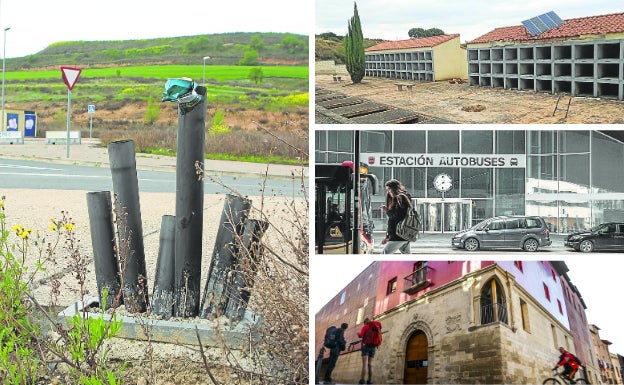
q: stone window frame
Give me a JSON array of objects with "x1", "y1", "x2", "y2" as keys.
[{"x1": 477, "y1": 276, "x2": 509, "y2": 326}]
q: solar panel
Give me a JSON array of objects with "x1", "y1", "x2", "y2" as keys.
[
  {"x1": 523, "y1": 21, "x2": 542, "y2": 36},
  {"x1": 522, "y1": 11, "x2": 564, "y2": 36},
  {"x1": 546, "y1": 11, "x2": 564, "y2": 26}
]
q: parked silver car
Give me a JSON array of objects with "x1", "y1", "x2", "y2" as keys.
[{"x1": 452, "y1": 216, "x2": 552, "y2": 252}]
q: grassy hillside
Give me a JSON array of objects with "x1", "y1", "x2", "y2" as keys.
[
  {"x1": 315, "y1": 34, "x2": 383, "y2": 64},
  {"x1": 8, "y1": 32, "x2": 308, "y2": 69}
]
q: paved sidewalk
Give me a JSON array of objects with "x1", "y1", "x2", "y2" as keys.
[
  {"x1": 0, "y1": 138, "x2": 308, "y2": 179},
  {"x1": 372, "y1": 232, "x2": 567, "y2": 253}
]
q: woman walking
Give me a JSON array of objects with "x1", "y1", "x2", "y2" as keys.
[{"x1": 380, "y1": 179, "x2": 412, "y2": 254}]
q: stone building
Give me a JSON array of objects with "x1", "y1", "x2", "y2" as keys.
[
  {"x1": 610, "y1": 353, "x2": 623, "y2": 384},
  {"x1": 315, "y1": 261, "x2": 592, "y2": 384},
  {"x1": 364, "y1": 34, "x2": 468, "y2": 82},
  {"x1": 616, "y1": 354, "x2": 624, "y2": 385},
  {"x1": 466, "y1": 12, "x2": 624, "y2": 100},
  {"x1": 590, "y1": 324, "x2": 618, "y2": 384},
  {"x1": 559, "y1": 269, "x2": 600, "y2": 382}
]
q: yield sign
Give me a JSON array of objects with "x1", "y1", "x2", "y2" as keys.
[{"x1": 60, "y1": 66, "x2": 82, "y2": 90}]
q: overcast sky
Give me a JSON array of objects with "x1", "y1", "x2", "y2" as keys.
[
  {"x1": 311, "y1": 256, "x2": 624, "y2": 357},
  {"x1": 0, "y1": 0, "x2": 312, "y2": 58},
  {"x1": 316, "y1": 0, "x2": 623, "y2": 42}
]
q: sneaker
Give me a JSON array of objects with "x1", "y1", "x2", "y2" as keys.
[
  {"x1": 324, "y1": 379, "x2": 334, "y2": 384},
  {"x1": 358, "y1": 380, "x2": 365, "y2": 384},
  {"x1": 367, "y1": 381, "x2": 373, "y2": 385}
]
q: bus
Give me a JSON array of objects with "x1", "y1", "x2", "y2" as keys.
[{"x1": 315, "y1": 161, "x2": 379, "y2": 254}]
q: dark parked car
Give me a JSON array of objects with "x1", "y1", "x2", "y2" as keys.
[
  {"x1": 452, "y1": 216, "x2": 552, "y2": 252},
  {"x1": 564, "y1": 222, "x2": 624, "y2": 252}
]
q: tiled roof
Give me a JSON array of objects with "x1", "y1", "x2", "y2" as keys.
[
  {"x1": 469, "y1": 12, "x2": 624, "y2": 44},
  {"x1": 366, "y1": 34, "x2": 460, "y2": 52}
]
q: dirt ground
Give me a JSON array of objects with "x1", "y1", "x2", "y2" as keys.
[{"x1": 315, "y1": 75, "x2": 624, "y2": 124}]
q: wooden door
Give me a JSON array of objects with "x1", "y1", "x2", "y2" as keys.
[{"x1": 404, "y1": 330, "x2": 428, "y2": 384}]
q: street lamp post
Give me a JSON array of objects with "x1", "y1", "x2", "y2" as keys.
[
  {"x1": 202, "y1": 56, "x2": 210, "y2": 85},
  {"x1": 1, "y1": 27, "x2": 10, "y2": 130}
]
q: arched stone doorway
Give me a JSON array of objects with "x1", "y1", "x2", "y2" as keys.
[{"x1": 403, "y1": 330, "x2": 428, "y2": 384}]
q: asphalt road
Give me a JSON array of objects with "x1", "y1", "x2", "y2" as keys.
[
  {"x1": 0, "y1": 157, "x2": 305, "y2": 197},
  {"x1": 370, "y1": 232, "x2": 578, "y2": 254}
]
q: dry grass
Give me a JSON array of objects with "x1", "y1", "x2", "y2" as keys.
[
  {"x1": 95, "y1": 126, "x2": 308, "y2": 162},
  {"x1": 30, "y1": 100, "x2": 309, "y2": 163}
]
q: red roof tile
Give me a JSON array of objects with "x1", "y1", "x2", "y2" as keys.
[
  {"x1": 366, "y1": 34, "x2": 460, "y2": 52},
  {"x1": 469, "y1": 12, "x2": 624, "y2": 44}
]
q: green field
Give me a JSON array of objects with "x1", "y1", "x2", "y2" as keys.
[
  {"x1": 6, "y1": 65, "x2": 308, "y2": 81},
  {"x1": 4, "y1": 64, "x2": 309, "y2": 107}
]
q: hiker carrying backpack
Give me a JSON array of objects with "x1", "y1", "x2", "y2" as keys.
[
  {"x1": 357, "y1": 318, "x2": 382, "y2": 385},
  {"x1": 323, "y1": 324, "x2": 347, "y2": 350},
  {"x1": 322, "y1": 323, "x2": 348, "y2": 384},
  {"x1": 361, "y1": 320, "x2": 382, "y2": 347}
]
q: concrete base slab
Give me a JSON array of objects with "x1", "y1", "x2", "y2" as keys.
[{"x1": 58, "y1": 296, "x2": 262, "y2": 347}]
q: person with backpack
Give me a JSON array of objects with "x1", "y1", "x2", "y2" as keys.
[
  {"x1": 323, "y1": 322, "x2": 348, "y2": 384},
  {"x1": 357, "y1": 317, "x2": 382, "y2": 384},
  {"x1": 381, "y1": 179, "x2": 412, "y2": 254},
  {"x1": 553, "y1": 346, "x2": 581, "y2": 381}
]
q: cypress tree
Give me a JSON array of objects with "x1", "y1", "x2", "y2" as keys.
[{"x1": 345, "y1": 2, "x2": 365, "y2": 84}]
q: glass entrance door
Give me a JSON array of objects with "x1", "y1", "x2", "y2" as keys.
[{"x1": 415, "y1": 199, "x2": 472, "y2": 233}]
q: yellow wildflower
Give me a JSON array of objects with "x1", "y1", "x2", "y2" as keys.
[
  {"x1": 64, "y1": 223, "x2": 75, "y2": 231},
  {"x1": 48, "y1": 224, "x2": 57, "y2": 231},
  {"x1": 19, "y1": 229, "x2": 31, "y2": 239}
]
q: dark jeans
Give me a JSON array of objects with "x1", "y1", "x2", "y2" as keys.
[
  {"x1": 325, "y1": 346, "x2": 340, "y2": 380},
  {"x1": 563, "y1": 364, "x2": 578, "y2": 379}
]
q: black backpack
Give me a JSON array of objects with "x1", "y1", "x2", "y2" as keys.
[
  {"x1": 324, "y1": 326, "x2": 338, "y2": 348},
  {"x1": 571, "y1": 353, "x2": 583, "y2": 367}
]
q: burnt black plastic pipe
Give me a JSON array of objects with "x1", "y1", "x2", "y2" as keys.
[
  {"x1": 108, "y1": 139, "x2": 148, "y2": 313},
  {"x1": 173, "y1": 86, "x2": 207, "y2": 317},
  {"x1": 224, "y1": 219, "x2": 269, "y2": 323},
  {"x1": 151, "y1": 215, "x2": 176, "y2": 319},
  {"x1": 200, "y1": 194, "x2": 251, "y2": 319},
  {"x1": 86, "y1": 191, "x2": 121, "y2": 309}
]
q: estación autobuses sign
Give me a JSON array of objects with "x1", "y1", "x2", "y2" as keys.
[{"x1": 363, "y1": 153, "x2": 526, "y2": 168}]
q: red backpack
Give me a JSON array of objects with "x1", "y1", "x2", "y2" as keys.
[{"x1": 362, "y1": 321, "x2": 382, "y2": 346}]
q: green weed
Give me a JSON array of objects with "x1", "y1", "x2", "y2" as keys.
[{"x1": 0, "y1": 198, "x2": 125, "y2": 384}]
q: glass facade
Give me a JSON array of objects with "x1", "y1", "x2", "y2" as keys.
[{"x1": 315, "y1": 130, "x2": 624, "y2": 233}]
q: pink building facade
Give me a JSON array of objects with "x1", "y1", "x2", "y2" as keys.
[{"x1": 315, "y1": 260, "x2": 593, "y2": 384}]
